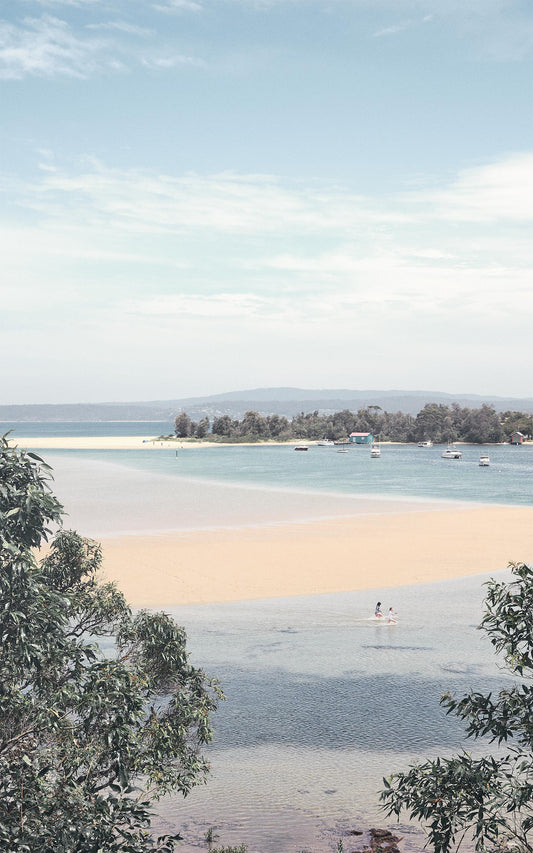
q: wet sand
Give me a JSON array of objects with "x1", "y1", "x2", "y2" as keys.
[
  {"x1": 22, "y1": 437, "x2": 532, "y2": 607},
  {"x1": 98, "y1": 505, "x2": 533, "y2": 606}
]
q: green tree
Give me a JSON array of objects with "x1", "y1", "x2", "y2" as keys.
[
  {"x1": 212, "y1": 415, "x2": 236, "y2": 437},
  {"x1": 266, "y1": 414, "x2": 290, "y2": 438},
  {"x1": 0, "y1": 436, "x2": 221, "y2": 852},
  {"x1": 195, "y1": 417, "x2": 210, "y2": 439},
  {"x1": 462, "y1": 405, "x2": 504, "y2": 444},
  {"x1": 381, "y1": 561, "x2": 533, "y2": 853},
  {"x1": 174, "y1": 412, "x2": 192, "y2": 438},
  {"x1": 238, "y1": 410, "x2": 269, "y2": 438}
]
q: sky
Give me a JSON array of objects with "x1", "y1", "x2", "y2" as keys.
[{"x1": 2, "y1": 0, "x2": 533, "y2": 404}]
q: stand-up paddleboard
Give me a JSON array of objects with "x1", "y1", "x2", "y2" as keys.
[{"x1": 362, "y1": 615, "x2": 398, "y2": 624}]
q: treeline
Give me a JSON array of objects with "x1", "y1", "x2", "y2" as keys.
[{"x1": 174, "y1": 404, "x2": 532, "y2": 445}]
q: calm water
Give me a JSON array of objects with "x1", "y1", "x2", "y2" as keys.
[
  {"x1": 6, "y1": 422, "x2": 532, "y2": 508},
  {"x1": 33, "y1": 441, "x2": 533, "y2": 509},
  {"x1": 156, "y1": 573, "x2": 515, "y2": 852},
  {"x1": 6, "y1": 425, "x2": 531, "y2": 850}
]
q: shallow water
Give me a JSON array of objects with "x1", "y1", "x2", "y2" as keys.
[
  {"x1": 154, "y1": 572, "x2": 514, "y2": 852},
  {"x1": 12, "y1": 433, "x2": 529, "y2": 851},
  {"x1": 28, "y1": 442, "x2": 533, "y2": 534}
]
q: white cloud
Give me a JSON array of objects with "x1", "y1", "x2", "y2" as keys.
[
  {"x1": 152, "y1": 0, "x2": 204, "y2": 12},
  {"x1": 0, "y1": 12, "x2": 204, "y2": 79},
  {"x1": 2, "y1": 150, "x2": 533, "y2": 401},
  {"x1": 17, "y1": 162, "x2": 404, "y2": 237},
  {"x1": 0, "y1": 15, "x2": 118, "y2": 79},
  {"x1": 422, "y1": 152, "x2": 533, "y2": 222},
  {"x1": 125, "y1": 293, "x2": 264, "y2": 319},
  {"x1": 373, "y1": 23, "x2": 410, "y2": 38},
  {"x1": 140, "y1": 53, "x2": 205, "y2": 68},
  {"x1": 86, "y1": 21, "x2": 155, "y2": 37}
]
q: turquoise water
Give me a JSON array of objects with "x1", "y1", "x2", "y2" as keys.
[
  {"x1": 7, "y1": 421, "x2": 532, "y2": 507},
  {"x1": 41, "y1": 442, "x2": 533, "y2": 507}
]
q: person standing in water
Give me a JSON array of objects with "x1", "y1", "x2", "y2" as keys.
[
  {"x1": 375, "y1": 601, "x2": 383, "y2": 618},
  {"x1": 387, "y1": 607, "x2": 397, "y2": 624}
]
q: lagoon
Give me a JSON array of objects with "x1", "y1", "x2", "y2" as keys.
[{"x1": 7, "y1": 428, "x2": 532, "y2": 851}]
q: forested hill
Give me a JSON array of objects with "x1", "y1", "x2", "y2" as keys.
[{"x1": 1, "y1": 388, "x2": 533, "y2": 422}]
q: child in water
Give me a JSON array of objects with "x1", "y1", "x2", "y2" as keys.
[
  {"x1": 375, "y1": 601, "x2": 384, "y2": 618},
  {"x1": 387, "y1": 607, "x2": 397, "y2": 624}
]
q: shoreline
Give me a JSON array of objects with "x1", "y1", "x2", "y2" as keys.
[
  {"x1": 15, "y1": 436, "x2": 299, "y2": 450},
  {"x1": 12, "y1": 435, "x2": 527, "y2": 451},
  {"x1": 19, "y1": 440, "x2": 532, "y2": 609},
  {"x1": 98, "y1": 505, "x2": 533, "y2": 607}
]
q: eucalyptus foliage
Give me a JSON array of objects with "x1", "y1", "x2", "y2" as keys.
[
  {"x1": 381, "y1": 562, "x2": 533, "y2": 853},
  {"x1": 0, "y1": 435, "x2": 222, "y2": 852}
]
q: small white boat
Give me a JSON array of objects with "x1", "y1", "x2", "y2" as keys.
[
  {"x1": 479, "y1": 454, "x2": 490, "y2": 466},
  {"x1": 336, "y1": 448, "x2": 349, "y2": 453},
  {"x1": 370, "y1": 443, "x2": 381, "y2": 458},
  {"x1": 316, "y1": 439, "x2": 335, "y2": 446},
  {"x1": 294, "y1": 444, "x2": 308, "y2": 451},
  {"x1": 418, "y1": 440, "x2": 433, "y2": 448},
  {"x1": 441, "y1": 445, "x2": 462, "y2": 459}
]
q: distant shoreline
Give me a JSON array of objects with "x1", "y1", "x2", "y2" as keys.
[
  {"x1": 12, "y1": 435, "x2": 528, "y2": 451},
  {"x1": 30, "y1": 444, "x2": 533, "y2": 607}
]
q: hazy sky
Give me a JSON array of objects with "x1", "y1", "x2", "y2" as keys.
[{"x1": 2, "y1": 0, "x2": 532, "y2": 404}]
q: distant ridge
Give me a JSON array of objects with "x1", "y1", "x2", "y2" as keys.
[{"x1": 1, "y1": 388, "x2": 532, "y2": 422}]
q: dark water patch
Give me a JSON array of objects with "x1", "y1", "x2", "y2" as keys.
[
  {"x1": 440, "y1": 662, "x2": 483, "y2": 674},
  {"x1": 210, "y1": 667, "x2": 510, "y2": 753}
]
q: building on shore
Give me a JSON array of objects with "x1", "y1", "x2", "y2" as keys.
[{"x1": 349, "y1": 432, "x2": 373, "y2": 445}]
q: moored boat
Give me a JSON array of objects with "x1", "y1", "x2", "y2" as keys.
[
  {"x1": 479, "y1": 454, "x2": 490, "y2": 466},
  {"x1": 417, "y1": 440, "x2": 433, "y2": 447},
  {"x1": 294, "y1": 444, "x2": 308, "y2": 451},
  {"x1": 441, "y1": 445, "x2": 462, "y2": 459}
]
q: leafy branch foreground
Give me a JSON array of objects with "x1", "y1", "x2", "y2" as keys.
[
  {"x1": 0, "y1": 436, "x2": 222, "y2": 852},
  {"x1": 381, "y1": 561, "x2": 533, "y2": 853}
]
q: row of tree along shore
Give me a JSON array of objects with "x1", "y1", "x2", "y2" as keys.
[{"x1": 173, "y1": 403, "x2": 532, "y2": 445}]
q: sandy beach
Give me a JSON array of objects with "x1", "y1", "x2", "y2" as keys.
[
  {"x1": 98, "y1": 505, "x2": 533, "y2": 606},
  {"x1": 16, "y1": 435, "x2": 293, "y2": 451},
  {"x1": 21, "y1": 435, "x2": 533, "y2": 608}
]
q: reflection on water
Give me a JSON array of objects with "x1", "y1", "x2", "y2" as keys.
[{"x1": 153, "y1": 571, "x2": 514, "y2": 852}]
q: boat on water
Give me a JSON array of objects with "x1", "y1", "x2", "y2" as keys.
[
  {"x1": 336, "y1": 448, "x2": 349, "y2": 453},
  {"x1": 370, "y1": 442, "x2": 381, "y2": 458},
  {"x1": 479, "y1": 454, "x2": 490, "y2": 466},
  {"x1": 441, "y1": 445, "x2": 462, "y2": 459},
  {"x1": 294, "y1": 444, "x2": 308, "y2": 451},
  {"x1": 316, "y1": 439, "x2": 335, "y2": 446},
  {"x1": 418, "y1": 440, "x2": 433, "y2": 447}
]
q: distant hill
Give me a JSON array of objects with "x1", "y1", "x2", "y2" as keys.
[{"x1": 1, "y1": 388, "x2": 532, "y2": 422}]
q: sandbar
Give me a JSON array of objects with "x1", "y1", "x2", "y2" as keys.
[
  {"x1": 13, "y1": 436, "x2": 293, "y2": 451},
  {"x1": 98, "y1": 505, "x2": 533, "y2": 606}
]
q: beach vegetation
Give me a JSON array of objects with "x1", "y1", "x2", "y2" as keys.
[
  {"x1": 195, "y1": 417, "x2": 210, "y2": 439},
  {"x1": 173, "y1": 402, "x2": 516, "y2": 444},
  {"x1": 174, "y1": 411, "x2": 193, "y2": 437},
  {"x1": 0, "y1": 435, "x2": 222, "y2": 852},
  {"x1": 381, "y1": 561, "x2": 533, "y2": 853},
  {"x1": 204, "y1": 826, "x2": 220, "y2": 845},
  {"x1": 209, "y1": 846, "x2": 247, "y2": 853}
]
